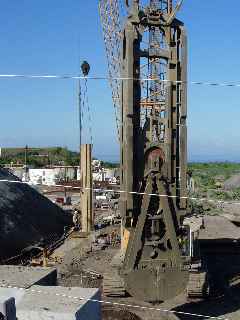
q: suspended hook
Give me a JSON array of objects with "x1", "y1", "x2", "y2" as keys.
[{"x1": 81, "y1": 61, "x2": 90, "y2": 77}]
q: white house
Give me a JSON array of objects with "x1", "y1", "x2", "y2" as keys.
[{"x1": 28, "y1": 169, "x2": 61, "y2": 186}]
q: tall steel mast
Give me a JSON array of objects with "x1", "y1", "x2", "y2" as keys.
[
  {"x1": 120, "y1": 0, "x2": 188, "y2": 302},
  {"x1": 99, "y1": 0, "x2": 188, "y2": 302}
]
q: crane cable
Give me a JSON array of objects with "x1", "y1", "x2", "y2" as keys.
[
  {"x1": 78, "y1": 78, "x2": 83, "y2": 153},
  {"x1": 78, "y1": 61, "x2": 93, "y2": 149},
  {"x1": 83, "y1": 77, "x2": 93, "y2": 147}
]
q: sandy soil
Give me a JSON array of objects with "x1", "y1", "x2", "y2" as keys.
[{"x1": 52, "y1": 225, "x2": 240, "y2": 320}]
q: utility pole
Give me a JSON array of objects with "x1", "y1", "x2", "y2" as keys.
[
  {"x1": 22, "y1": 145, "x2": 30, "y2": 182},
  {"x1": 80, "y1": 144, "x2": 93, "y2": 233},
  {"x1": 24, "y1": 145, "x2": 28, "y2": 167}
]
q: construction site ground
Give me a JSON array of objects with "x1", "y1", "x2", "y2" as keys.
[{"x1": 47, "y1": 224, "x2": 240, "y2": 320}]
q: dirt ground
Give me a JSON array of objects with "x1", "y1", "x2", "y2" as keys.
[{"x1": 51, "y1": 228, "x2": 240, "y2": 320}]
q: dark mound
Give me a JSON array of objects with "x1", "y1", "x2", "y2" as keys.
[
  {"x1": 102, "y1": 308, "x2": 142, "y2": 320},
  {"x1": 0, "y1": 168, "x2": 71, "y2": 261}
]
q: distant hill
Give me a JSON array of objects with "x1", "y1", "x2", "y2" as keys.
[
  {"x1": 0, "y1": 147, "x2": 60, "y2": 157},
  {"x1": 0, "y1": 146, "x2": 80, "y2": 167}
]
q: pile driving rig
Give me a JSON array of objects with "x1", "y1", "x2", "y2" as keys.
[{"x1": 100, "y1": 0, "x2": 188, "y2": 302}]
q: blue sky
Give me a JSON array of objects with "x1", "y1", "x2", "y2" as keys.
[{"x1": 0, "y1": 1, "x2": 240, "y2": 162}]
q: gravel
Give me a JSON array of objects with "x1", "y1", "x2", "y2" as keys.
[{"x1": 224, "y1": 174, "x2": 240, "y2": 190}]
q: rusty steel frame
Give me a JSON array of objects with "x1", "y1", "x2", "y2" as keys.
[
  {"x1": 99, "y1": 0, "x2": 188, "y2": 302},
  {"x1": 120, "y1": 0, "x2": 188, "y2": 302}
]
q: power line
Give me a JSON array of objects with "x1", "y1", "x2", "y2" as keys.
[
  {"x1": 0, "y1": 178, "x2": 238, "y2": 207},
  {"x1": 1, "y1": 73, "x2": 240, "y2": 88}
]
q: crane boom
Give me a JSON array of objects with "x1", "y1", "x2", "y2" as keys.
[{"x1": 99, "y1": 0, "x2": 123, "y2": 140}]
